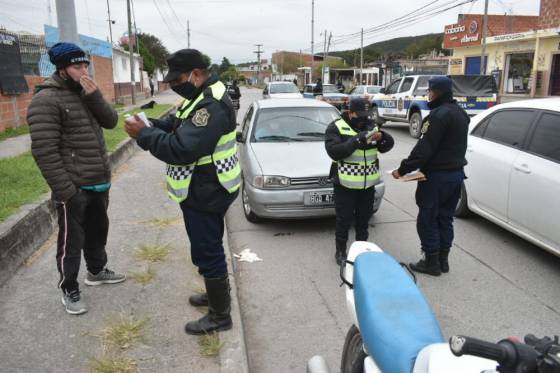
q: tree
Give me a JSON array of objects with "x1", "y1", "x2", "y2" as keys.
[
  {"x1": 136, "y1": 33, "x2": 169, "y2": 69},
  {"x1": 120, "y1": 39, "x2": 155, "y2": 75},
  {"x1": 219, "y1": 57, "x2": 232, "y2": 74},
  {"x1": 220, "y1": 66, "x2": 239, "y2": 82}
]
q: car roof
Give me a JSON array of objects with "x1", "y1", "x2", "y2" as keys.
[
  {"x1": 493, "y1": 98, "x2": 560, "y2": 112},
  {"x1": 268, "y1": 81, "x2": 296, "y2": 85},
  {"x1": 255, "y1": 98, "x2": 334, "y2": 109}
]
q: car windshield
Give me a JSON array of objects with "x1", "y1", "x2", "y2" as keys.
[
  {"x1": 322, "y1": 85, "x2": 339, "y2": 93},
  {"x1": 367, "y1": 86, "x2": 381, "y2": 94},
  {"x1": 252, "y1": 107, "x2": 339, "y2": 142},
  {"x1": 270, "y1": 83, "x2": 299, "y2": 94}
]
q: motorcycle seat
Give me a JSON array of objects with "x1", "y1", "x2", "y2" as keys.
[{"x1": 353, "y1": 252, "x2": 444, "y2": 373}]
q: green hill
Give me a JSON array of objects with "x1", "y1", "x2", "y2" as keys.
[{"x1": 331, "y1": 33, "x2": 447, "y2": 65}]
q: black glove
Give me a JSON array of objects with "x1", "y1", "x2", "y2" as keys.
[{"x1": 354, "y1": 131, "x2": 370, "y2": 149}]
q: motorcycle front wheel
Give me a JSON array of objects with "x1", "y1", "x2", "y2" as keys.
[{"x1": 341, "y1": 325, "x2": 367, "y2": 373}]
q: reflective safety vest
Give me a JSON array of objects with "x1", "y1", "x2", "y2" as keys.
[
  {"x1": 166, "y1": 81, "x2": 241, "y2": 203},
  {"x1": 334, "y1": 119, "x2": 380, "y2": 190}
]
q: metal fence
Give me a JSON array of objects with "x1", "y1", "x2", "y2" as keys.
[{"x1": 9, "y1": 32, "x2": 54, "y2": 77}]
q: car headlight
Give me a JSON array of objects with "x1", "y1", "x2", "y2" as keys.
[{"x1": 252, "y1": 175, "x2": 291, "y2": 188}]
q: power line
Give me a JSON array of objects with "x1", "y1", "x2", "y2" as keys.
[{"x1": 150, "y1": 0, "x2": 183, "y2": 45}]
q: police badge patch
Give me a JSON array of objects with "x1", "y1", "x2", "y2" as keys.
[
  {"x1": 192, "y1": 108, "x2": 210, "y2": 127},
  {"x1": 421, "y1": 121, "x2": 430, "y2": 135}
]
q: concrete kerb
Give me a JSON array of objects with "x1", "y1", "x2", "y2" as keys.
[
  {"x1": 221, "y1": 225, "x2": 250, "y2": 373},
  {"x1": 0, "y1": 105, "x2": 176, "y2": 286}
]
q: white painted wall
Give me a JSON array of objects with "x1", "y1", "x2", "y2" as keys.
[{"x1": 112, "y1": 47, "x2": 142, "y2": 84}]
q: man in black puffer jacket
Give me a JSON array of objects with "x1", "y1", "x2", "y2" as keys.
[
  {"x1": 27, "y1": 43, "x2": 125, "y2": 315},
  {"x1": 392, "y1": 76, "x2": 469, "y2": 276}
]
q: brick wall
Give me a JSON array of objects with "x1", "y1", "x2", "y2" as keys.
[
  {"x1": 0, "y1": 76, "x2": 45, "y2": 132},
  {"x1": 91, "y1": 55, "x2": 115, "y2": 103},
  {"x1": 539, "y1": 0, "x2": 560, "y2": 29}
]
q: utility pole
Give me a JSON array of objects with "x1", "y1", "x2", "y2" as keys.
[
  {"x1": 322, "y1": 29, "x2": 327, "y2": 82},
  {"x1": 311, "y1": 0, "x2": 314, "y2": 83},
  {"x1": 106, "y1": 0, "x2": 114, "y2": 44},
  {"x1": 187, "y1": 20, "x2": 191, "y2": 48},
  {"x1": 360, "y1": 27, "x2": 364, "y2": 84},
  {"x1": 480, "y1": 0, "x2": 489, "y2": 75},
  {"x1": 254, "y1": 44, "x2": 263, "y2": 85},
  {"x1": 126, "y1": 0, "x2": 136, "y2": 104},
  {"x1": 55, "y1": 0, "x2": 79, "y2": 44},
  {"x1": 47, "y1": 0, "x2": 53, "y2": 26}
]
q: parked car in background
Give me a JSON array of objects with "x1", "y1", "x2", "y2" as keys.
[
  {"x1": 236, "y1": 99, "x2": 385, "y2": 222},
  {"x1": 263, "y1": 82, "x2": 303, "y2": 99},
  {"x1": 370, "y1": 74, "x2": 498, "y2": 138},
  {"x1": 349, "y1": 85, "x2": 382, "y2": 102},
  {"x1": 456, "y1": 98, "x2": 560, "y2": 257},
  {"x1": 303, "y1": 83, "x2": 349, "y2": 111}
]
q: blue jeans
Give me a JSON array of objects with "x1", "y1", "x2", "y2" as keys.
[
  {"x1": 180, "y1": 205, "x2": 228, "y2": 278},
  {"x1": 415, "y1": 169, "x2": 464, "y2": 254}
]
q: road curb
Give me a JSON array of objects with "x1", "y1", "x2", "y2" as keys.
[
  {"x1": 221, "y1": 224, "x2": 250, "y2": 373},
  {"x1": 0, "y1": 106, "x2": 175, "y2": 286}
]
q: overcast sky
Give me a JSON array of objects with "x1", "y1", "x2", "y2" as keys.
[{"x1": 1, "y1": 0, "x2": 540, "y2": 64}]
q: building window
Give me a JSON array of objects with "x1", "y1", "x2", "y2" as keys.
[{"x1": 504, "y1": 52, "x2": 534, "y2": 94}]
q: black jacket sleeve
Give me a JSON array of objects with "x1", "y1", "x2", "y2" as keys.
[
  {"x1": 136, "y1": 99, "x2": 227, "y2": 165},
  {"x1": 398, "y1": 114, "x2": 447, "y2": 175},
  {"x1": 376, "y1": 130, "x2": 394, "y2": 154},
  {"x1": 324, "y1": 122, "x2": 359, "y2": 161},
  {"x1": 149, "y1": 114, "x2": 176, "y2": 133},
  {"x1": 82, "y1": 89, "x2": 118, "y2": 129}
]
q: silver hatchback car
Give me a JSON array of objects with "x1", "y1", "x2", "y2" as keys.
[{"x1": 236, "y1": 99, "x2": 385, "y2": 222}]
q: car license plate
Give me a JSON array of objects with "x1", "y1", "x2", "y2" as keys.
[{"x1": 306, "y1": 192, "x2": 334, "y2": 205}]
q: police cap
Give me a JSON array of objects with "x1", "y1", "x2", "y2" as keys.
[{"x1": 163, "y1": 49, "x2": 209, "y2": 83}]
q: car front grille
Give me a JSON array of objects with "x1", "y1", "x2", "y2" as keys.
[{"x1": 290, "y1": 176, "x2": 332, "y2": 189}]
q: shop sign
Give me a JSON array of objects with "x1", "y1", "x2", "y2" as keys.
[{"x1": 446, "y1": 24, "x2": 465, "y2": 34}]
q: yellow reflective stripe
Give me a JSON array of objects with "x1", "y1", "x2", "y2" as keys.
[
  {"x1": 198, "y1": 155, "x2": 212, "y2": 165},
  {"x1": 334, "y1": 119, "x2": 357, "y2": 136}
]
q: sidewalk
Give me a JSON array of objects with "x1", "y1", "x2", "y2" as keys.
[
  {"x1": 0, "y1": 149, "x2": 247, "y2": 372},
  {"x1": 0, "y1": 90, "x2": 181, "y2": 160}
]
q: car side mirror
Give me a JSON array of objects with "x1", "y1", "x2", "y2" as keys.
[
  {"x1": 379, "y1": 88, "x2": 386, "y2": 94},
  {"x1": 236, "y1": 131, "x2": 245, "y2": 143}
]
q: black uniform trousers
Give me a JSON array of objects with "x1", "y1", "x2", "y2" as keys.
[
  {"x1": 180, "y1": 204, "x2": 228, "y2": 279},
  {"x1": 415, "y1": 169, "x2": 464, "y2": 254},
  {"x1": 55, "y1": 190, "x2": 109, "y2": 293},
  {"x1": 334, "y1": 184, "x2": 376, "y2": 247}
]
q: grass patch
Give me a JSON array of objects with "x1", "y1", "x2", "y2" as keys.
[
  {"x1": 134, "y1": 243, "x2": 171, "y2": 263},
  {"x1": 0, "y1": 152, "x2": 49, "y2": 222},
  {"x1": 103, "y1": 104, "x2": 173, "y2": 152},
  {"x1": 0, "y1": 126, "x2": 29, "y2": 141},
  {"x1": 129, "y1": 267, "x2": 156, "y2": 285},
  {"x1": 97, "y1": 315, "x2": 147, "y2": 350},
  {"x1": 140, "y1": 216, "x2": 182, "y2": 226},
  {"x1": 199, "y1": 332, "x2": 224, "y2": 357},
  {"x1": 88, "y1": 356, "x2": 137, "y2": 373}
]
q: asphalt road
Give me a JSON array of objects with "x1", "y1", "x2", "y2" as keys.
[{"x1": 229, "y1": 87, "x2": 560, "y2": 373}]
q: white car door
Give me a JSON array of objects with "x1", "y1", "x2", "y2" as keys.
[
  {"x1": 466, "y1": 109, "x2": 536, "y2": 222},
  {"x1": 378, "y1": 79, "x2": 401, "y2": 118},
  {"x1": 508, "y1": 110, "x2": 560, "y2": 252},
  {"x1": 395, "y1": 77, "x2": 415, "y2": 118}
]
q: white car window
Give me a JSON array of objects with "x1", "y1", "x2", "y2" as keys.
[
  {"x1": 242, "y1": 105, "x2": 254, "y2": 140},
  {"x1": 270, "y1": 83, "x2": 299, "y2": 94},
  {"x1": 399, "y1": 78, "x2": 414, "y2": 93},
  {"x1": 385, "y1": 79, "x2": 401, "y2": 95},
  {"x1": 482, "y1": 110, "x2": 536, "y2": 148},
  {"x1": 527, "y1": 112, "x2": 560, "y2": 163},
  {"x1": 367, "y1": 86, "x2": 380, "y2": 94}
]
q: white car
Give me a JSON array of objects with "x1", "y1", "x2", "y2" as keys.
[
  {"x1": 456, "y1": 98, "x2": 560, "y2": 257},
  {"x1": 262, "y1": 82, "x2": 303, "y2": 99},
  {"x1": 348, "y1": 85, "x2": 382, "y2": 101}
]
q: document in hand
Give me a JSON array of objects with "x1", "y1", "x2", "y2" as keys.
[{"x1": 386, "y1": 169, "x2": 427, "y2": 182}]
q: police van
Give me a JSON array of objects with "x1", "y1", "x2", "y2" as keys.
[{"x1": 371, "y1": 74, "x2": 498, "y2": 138}]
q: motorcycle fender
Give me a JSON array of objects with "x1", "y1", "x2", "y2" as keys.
[{"x1": 413, "y1": 343, "x2": 497, "y2": 373}]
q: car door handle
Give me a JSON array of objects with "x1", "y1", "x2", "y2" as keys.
[{"x1": 513, "y1": 164, "x2": 531, "y2": 174}]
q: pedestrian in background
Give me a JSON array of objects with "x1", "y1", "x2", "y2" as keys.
[
  {"x1": 326, "y1": 98, "x2": 394, "y2": 265},
  {"x1": 392, "y1": 76, "x2": 469, "y2": 276},
  {"x1": 313, "y1": 78, "x2": 323, "y2": 96},
  {"x1": 27, "y1": 42, "x2": 126, "y2": 315},
  {"x1": 124, "y1": 49, "x2": 240, "y2": 335}
]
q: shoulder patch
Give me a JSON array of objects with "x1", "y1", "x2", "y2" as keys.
[
  {"x1": 192, "y1": 108, "x2": 210, "y2": 127},
  {"x1": 421, "y1": 120, "x2": 430, "y2": 134}
]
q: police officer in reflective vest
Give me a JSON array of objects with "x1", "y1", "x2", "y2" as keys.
[
  {"x1": 392, "y1": 76, "x2": 469, "y2": 276},
  {"x1": 124, "y1": 49, "x2": 240, "y2": 335},
  {"x1": 325, "y1": 98, "x2": 394, "y2": 265}
]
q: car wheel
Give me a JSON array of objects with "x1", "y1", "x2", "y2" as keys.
[
  {"x1": 340, "y1": 325, "x2": 367, "y2": 373},
  {"x1": 370, "y1": 105, "x2": 384, "y2": 126},
  {"x1": 455, "y1": 182, "x2": 471, "y2": 218},
  {"x1": 409, "y1": 112, "x2": 422, "y2": 138},
  {"x1": 242, "y1": 182, "x2": 261, "y2": 223}
]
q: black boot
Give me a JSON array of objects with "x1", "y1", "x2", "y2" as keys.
[
  {"x1": 439, "y1": 250, "x2": 450, "y2": 273},
  {"x1": 185, "y1": 276, "x2": 232, "y2": 335},
  {"x1": 334, "y1": 240, "x2": 347, "y2": 266},
  {"x1": 189, "y1": 293, "x2": 208, "y2": 307},
  {"x1": 410, "y1": 252, "x2": 442, "y2": 276}
]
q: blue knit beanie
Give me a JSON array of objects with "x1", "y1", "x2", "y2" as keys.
[{"x1": 48, "y1": 42, "x2": 90, "y2": 69}]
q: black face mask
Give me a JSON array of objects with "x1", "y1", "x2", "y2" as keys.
[
  {"x1": 60, "y1": 70, "x2": 83, "y2": 93},
  {"x1": 350, "y1": 116, "x2": 368, "y2": 129},
  {"x1": 172, "y1": 81, "x2": 197, "y2": 99}
]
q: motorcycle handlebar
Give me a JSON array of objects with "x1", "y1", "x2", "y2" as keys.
[{"x1": 449, "y1": 335, "x2": 514, "y2": 363}]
